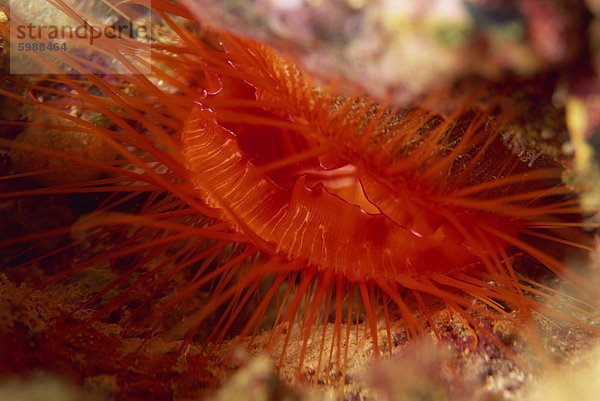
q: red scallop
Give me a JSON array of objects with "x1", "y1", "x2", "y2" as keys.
[{"x1": 171, "y1": 34, "x2": 597, "y2": 367}]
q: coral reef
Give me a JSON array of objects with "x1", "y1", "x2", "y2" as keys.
[{"x1": 1, "y1": 1, "x2": 600, "y2": 401}]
